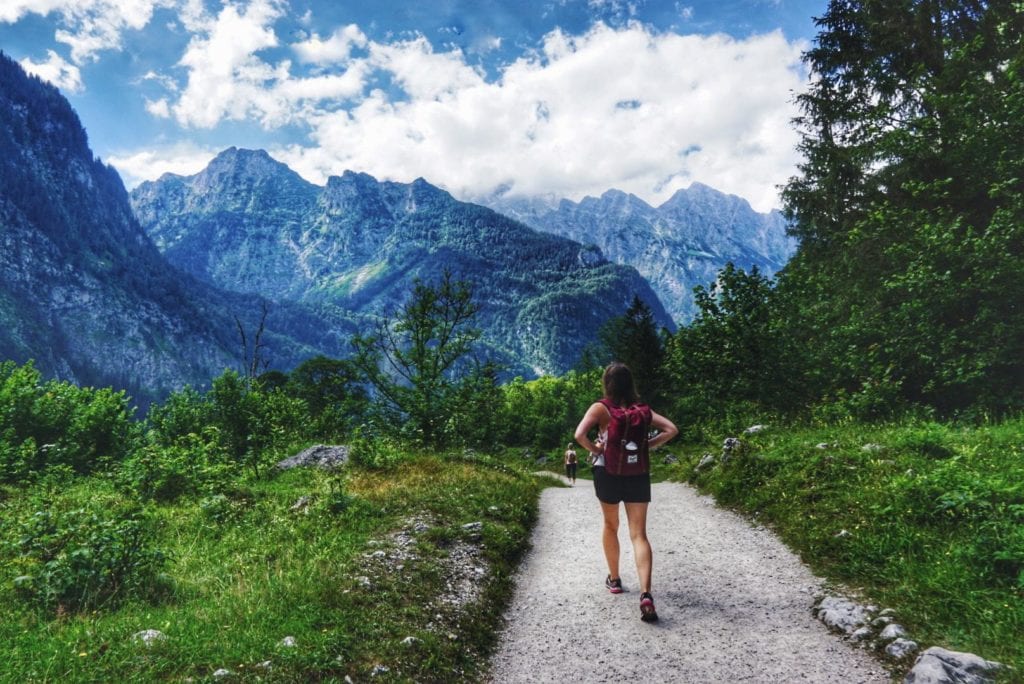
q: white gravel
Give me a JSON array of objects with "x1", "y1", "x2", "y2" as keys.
[{"x1": 488, "y1": 479, "x2": 891, "y2": 683}]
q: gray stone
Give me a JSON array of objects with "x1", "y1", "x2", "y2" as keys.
[
  {"x1": 276, "y1": 444, "x2": 350, "y2": 470},
  {"x1": 462, "y1": 521, "x2": 483, "y2": 532},
  {"x1": 886, "y1": 638, "x2": 918, "y2": 659},
  {"x1": 815, "y1": 442, "x2": 830, "y2": 449},
  {"x1": 880, "y1": 623, "x2": 907, "y2": 641},
  {"x1": 904, "y1": 647, "x2": 1004, "y2": 684},
  {"x1": 697, "y1": 453, "x2": 716, "y2": 470},
  {"x1": 851, "y1": 626, "x2": 873, "y2": 641},
  {"x1": 289, "y1": 496, "x2": 312, "y2": 512},
  {"x1": 279, "y1": 636, "x2": 297, "y2": 647},
  {"x1": 861, "y1": 443, "x2": 885, "y2": 453},
  {"x1": 662, "y1": 453, "x2": 679, "y2": 465},
  {"x1": 816, "y1": 596, "x2": 873, "y2": 634},
  {"x1": 401, "y1": 636, "x2": 421, "y2": 646},
  {"x1": 834, "y1": 529, "x2": 852, "y2": 538},
  {"x1": 744, "y1": 424, "x2": 767, "y2": 435},
  {"x1": 212, "y1": 669, "x2": 232, "y2": 678},
  {"x1": 133, "y1": 629, "x2": 167, "y2": 646}
]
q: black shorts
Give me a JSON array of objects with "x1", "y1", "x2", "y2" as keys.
[
  {"x1": 592, "y1": 466, "x2": 651, "y2": 504},
  {"x1": 565, "y1": 463, "x2": 577, "y2": 478}
]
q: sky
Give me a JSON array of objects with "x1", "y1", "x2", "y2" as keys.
[{"x1": 0, "y1": 0, "x2": 827, "y2": 212}]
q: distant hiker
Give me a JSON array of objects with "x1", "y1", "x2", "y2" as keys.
[
  {"x1": 564, "y1": 443, "x2": 578, "y2": 485},
  {"x1": 574, "y1": 362, "x2": 678, "y2": 622}
]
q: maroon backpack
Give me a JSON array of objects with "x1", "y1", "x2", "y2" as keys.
[{"x1": 599, "y1": 398, "x2": 652, "y2": 476}]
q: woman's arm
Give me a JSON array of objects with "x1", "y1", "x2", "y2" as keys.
[
  {"x1": 648, "y1": 410, "x2": 679, "y2": 450},
  {"x1": 574, "y1": 402, "x2": 607, "y2": 454}
]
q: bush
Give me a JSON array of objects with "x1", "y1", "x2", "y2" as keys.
[
  {"x1": 117, "y1": 430, "x2": 233, "y2": 502},
  {"x1": 0, "y1": 361, "x2": 135, "y2": 482},
  {"x1": 6, "y1": 503, "x2": 168, "y2": 612}
]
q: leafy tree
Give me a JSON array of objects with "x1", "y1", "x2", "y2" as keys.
[
  {"x1": 665, "y1": 264, "x2": 798, "y2": 423},
  {"x1": 599, "y1": 295, "x2": 667, "y2": 407},
  {"x1": 351, "y1": 269, "x2": 482, "y2": 445},
  {"x1": 285, "y1": 356, "x2": 369, "y2": 438},
  {"x1": 780, "y1": 0, "x2": 1024, "y2": 416}
]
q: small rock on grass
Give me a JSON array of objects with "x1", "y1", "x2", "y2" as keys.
[
  {"x1": 904, "y1": 647, "x2": 1005, "y2": 684},
  {"x1": 133, "y1": 629, "x2": 167, "y2": 646},
  {"x1": 886, "y1": 638, "x2": 919, "y2": 659}
]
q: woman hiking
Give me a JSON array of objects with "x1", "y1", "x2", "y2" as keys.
[{"x1": 574, "y1": 362, "x2": 678, "y2": 622}]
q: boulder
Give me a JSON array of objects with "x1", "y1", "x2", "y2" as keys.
[
  {"x1": 133, "y1": 629, "x2": 167, "y2": 646},
  {"x1": 816, "y1": 596, "x2": 873, "y2": 635},
  {"x1": 887, "y1": 638, "x2": 918, "y2": 659},
  {"x1": 904, "y1": 647, "x2": 1004, "y2": 684},
  {"x1": 276, "y1": 444, "x2": 350, "y2": 470}
]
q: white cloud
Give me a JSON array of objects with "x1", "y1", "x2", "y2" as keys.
[
  {"x1": 19, "y1": 49, "x2": 83, "y2": 92},
  {"x1": 144, "y1": 97, "x2": 170, "y2": 117},
  {"x1": 281, "y1": 23, "x2": 806, "y2": 212},
  {"x1": 292, "y1": 23, "x2": 366, "y2": 64},
  {"x1": 144, "y1": 17, "x2": 806, "y2": 212},
  {"x1": 106, "y1": 142, "x2": 218, "y2": 188},
  {"x1": 3, "y1": 0, "x2": 169, "y2": 63}
]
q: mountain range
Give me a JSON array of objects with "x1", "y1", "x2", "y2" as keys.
[
  {"x1": 1, "y1": 50, "x2": 796, "y2": 402},
  {"x1": 129, "y1": 148, "x2": 672, "y2": 376},
  {"x1": 0, "y1": 52, "x2": 354, "y2": 405},
  {"x1": 487, "y1": 185, "x2": 796, "y2": 322}
]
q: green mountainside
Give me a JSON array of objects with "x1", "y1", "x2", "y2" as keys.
[
  {"x1": 131, "y1": 149, "x2": 674, "y2": 375},
  {"x1": 0, "y1": 53, "x2": 355, "y2": 405}
]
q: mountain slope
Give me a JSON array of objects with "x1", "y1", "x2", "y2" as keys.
[
  {"x1": 131, "y1": 150, "x2": 672, "y2": 375},
  {"x1": 0, "y1": 54, "x2": 352, "y2": 404},
  {"x1": 487, "y1": 184, "x2": 798, "y2": 323}
]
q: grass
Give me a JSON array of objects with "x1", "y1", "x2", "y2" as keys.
[
  {"x1": 0, "y1": 449, "x2": 542, "y2": 682},
  {"x1": 667, "y1": 417, "x2": 1024, "y2": 679}
]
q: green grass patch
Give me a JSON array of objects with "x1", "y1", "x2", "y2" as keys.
[
  {"x1": 668, "y1": 418, "x2": 1024, "y2": 676},
  {"x1": 0, "y1": 451, "x2": 540, "y2": 682}
]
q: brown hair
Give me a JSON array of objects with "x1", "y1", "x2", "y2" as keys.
[{"x1": 602, "y1": 362, "x2": 639, "y2": 407}]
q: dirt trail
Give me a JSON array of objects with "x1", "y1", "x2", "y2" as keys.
[{"x1": 488, "y1": 478, "x2": 890, "y2": 683}]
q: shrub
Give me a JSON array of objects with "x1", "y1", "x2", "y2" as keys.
[
  {"x1": 117, "y1": 430, "x2": 233, "y2": 502},
  {"x1": 6, "y1": 503, "x2": 168, "y2": 612},
  {"x1": 0, "y1": 361, "x2": 135, "y2": 482}
]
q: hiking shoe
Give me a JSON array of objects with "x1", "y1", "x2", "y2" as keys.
[
  {"x1": 605, "y1": 575, "x2": 623, "y2": 594},
  {"x1": 640, "y1": 592, "x2": 658, "y2": 622}
]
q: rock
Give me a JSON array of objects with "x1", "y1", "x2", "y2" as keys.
[
  {"x1": 133, "y1": 629, "x2": 167, "y2": 646},
  {"x1": 861, "y1": 443, "x2": 885, "y2": 453},
  {"x1": 904, "y1": 647, "x2": 1004, "y2": 684},
  {"x1": 290, "y1": 496, "x2": 312, "y2": 512},
  {"x1": 744, "y1": 424, "x2": 767, "y2": 435},
  {"x1": 851, "y1": 626, "x2": 873, "y2": 641},
  {"x1": 401, "y1": 636, "x2": 421, "y2": 646},
  {"x1": 721, "y1": 438, "x2": 745, "y2": 464},
  {"x1": 872, "y1": 616, "x2": 894, "y2": 627},
  {"x1": 815, "y1": 442, "x2": 830, "y2": 449},
  {"x1": 212, "y1": 669, "x2": 232, "y2": 678},
  {"x1": 370, "y1": 664, "x2": 390, "y2": 676},
  {"x1": 276, "y1": 444, "x2": 350, "y2": 470},
  {"x1": 834, "y1": 529, "x2": 852, "y2": 538},
  {"x1": 462, "y1": 522, "x2": 483, "y2": 532},
  {"x1": 279, "y1": 636, "x2": 297, "y2": 647},
  {"x1": 256, "y1": 660, "x2": 272, "y2": 670},
  {"x1": 662, "y1": 453, "x2": 679, "y2": 465},
  {"x1": 697, "y1": 453, "x2": 716, "y2": 470},
  {"x1": 886, "y1": 638, "x2": 918, "y2": 659},
  {"x1": 816, "y1": 596, "x2": 873, "y2": 635},
  {"x1": 880, "y1": 623, "x2": 907, "y2": 641}
]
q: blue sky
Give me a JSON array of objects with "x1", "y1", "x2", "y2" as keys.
[{"x1": 0, "y1": 1, "x2": 827, "y2": 211}]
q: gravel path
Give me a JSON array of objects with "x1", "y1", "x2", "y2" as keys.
[{"x1": 488, "y1": 478, "x2": 891, "y2": 683}]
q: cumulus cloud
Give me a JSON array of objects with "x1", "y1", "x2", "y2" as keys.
[
  {"x1": 19, "y1": 49, "x2": 83, "y2": 92},
  {"x1": 3, "y1": 0, "x2": 168, "y2": 63},
  {"x1": 282, "y1": 23, "x2": 805, "y2": 211},
  {"x1": 292, "y1": 23, "x2": 366, "y2": 64},
  {"x1": 106, "y1": 142, "x2": 218, "y2": 188},
  {"x1": 136, "y1": 14, "x2": 805, "y2": 211}
]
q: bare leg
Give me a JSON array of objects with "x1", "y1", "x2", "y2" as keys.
[
  {"x1": 624, "y1": 502, "x2": 652, "y2": 593},
  {"x1": 600, "y1": 501, "x2": 621, "y2": 580}
]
